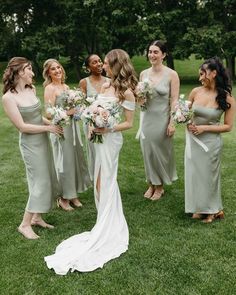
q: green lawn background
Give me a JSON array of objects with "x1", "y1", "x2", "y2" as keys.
[{"x1": 0, "y1": 57, "x2": 236, "y2": 295}]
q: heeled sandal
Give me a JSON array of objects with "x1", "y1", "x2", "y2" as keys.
[
  {"x1": 202, "y1": 211, "x2": 224, "y2": 224},
  {"x1": 57, "y1": 198, "x2": 74, "y2": 211},
  {"x1": 150, "y1": 189, "x2": 164, "y2": 201},
  {"x1": 70, "y1": 198, "x2": 83, "y2": 208},
  {"x1": 144, "y1": 187, "x2": 154, "y2": 198},
  {"x1": 192, "y1": 213, "x2": 203, "y2": 220}
]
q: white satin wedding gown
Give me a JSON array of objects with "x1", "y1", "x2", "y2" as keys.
[{"x1": 44, "y1": 96, "x2": 135, "y2": 275}]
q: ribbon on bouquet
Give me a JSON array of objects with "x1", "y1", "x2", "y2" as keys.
[
  {"x1": 135, "y1": 111, "x2": 145, "y2": 140},
  {"x1": 72, "y1": 119, "x2": 83, "y2": 147},
  {"x1": 51, "y1": 135, "x2": 64, "y2": 173},
  {"x1": 185, "y1": 129, "x2": 209, "y2": 159}
]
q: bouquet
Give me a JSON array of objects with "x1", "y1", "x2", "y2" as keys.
[
  {"x1": 46, "y1": 104, "x2": 71, "y2": 139},
  {"x1": 73, "y1": 94, "x2": 97, "y2": 121},
  {"x1": 171, "y1": 95, "x2": 193, "y2": 124},
  {"x1": 57, "y1": 88, "x2": 86, "y2": 111},
  {"x1": 81, "y1": 100, "x2": 121, "y2": 143},
  {"x1": 136, "y1": 78, "x2": 153, "y2": 111}
]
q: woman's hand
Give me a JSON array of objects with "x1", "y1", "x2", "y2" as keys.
[
  {"x1": 188, "y1": 124, "x2": 204, "y2": 135},
  {"x1": 66, "y1": 108, "x2": 76, "y2": 116},
  {"x1": 47, "y1": 125, "x2": 64, "y2": 135},
  {"x1": 167, "y1": 123, "x2": 175, "y2": 137},
  {"x1": 136, "y1": 97, "x2": 146, "y2": 107},
  {"x1": 93, "y1": 127, "x2": 110, "y2": 134}
]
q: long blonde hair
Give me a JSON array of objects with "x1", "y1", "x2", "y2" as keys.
[
  {"x1": 42, "y1": 59, "x2": 66, "y2": 87},
  {"x1": 2, "y1": 57, "x2": 33, "y2": 94},
  {"x1": 105, "y1": 49, "x2": 138, "y2": 102}
]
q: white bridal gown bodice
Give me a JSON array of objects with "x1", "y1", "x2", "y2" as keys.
[{"x1": 44, "y1": 95, "x2": 135, "y2": 275}]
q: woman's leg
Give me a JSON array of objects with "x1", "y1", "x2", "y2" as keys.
[{"x1": 18, "y1": 211, "x2": 39, "y2": 239}]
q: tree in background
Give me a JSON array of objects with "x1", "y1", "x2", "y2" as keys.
[
  {"x1": 0, "y1": 0, "x2": 235, "y2": 79},
  {"x1": 181, "y1": 0, "x2": 236, "y2": 80}
]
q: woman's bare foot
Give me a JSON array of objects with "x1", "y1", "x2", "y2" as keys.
[
  {"x1": 18, "y1": 225, "x2": 39, "y2": 240},
  {"x1": 70, "y1": 198, "x2": 83, "y2": 208},
  {"x1": 57, "y1": 198, "x2": 74, "y2": 211},
  {"x1": 31, "y1": 219, "x2": 54, "y2": 229}
]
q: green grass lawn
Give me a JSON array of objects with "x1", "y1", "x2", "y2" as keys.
[{"x1": 0, "y1": 58, "x2": 236, "y2": 295}]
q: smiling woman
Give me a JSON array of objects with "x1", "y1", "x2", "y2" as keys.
[
  {"x1": 79, "y1": 54, "x2": 109, "y2": 180},
  {"x1": 185, "y1": 57, "x2": 235, "y2": 223},
  {"x1": 2, "y1": 57, "x2": 63, "y2": 239},
  {"x1": 137, "y1": 40, "x2": 180, "y2": 201},
  {"x1": 43, "y1": 59, "x2": 91, "y2": 211}
]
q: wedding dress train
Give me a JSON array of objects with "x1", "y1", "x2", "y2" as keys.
[{"x1": 45, "y1": 96, "x2": 134, "y2": 275}]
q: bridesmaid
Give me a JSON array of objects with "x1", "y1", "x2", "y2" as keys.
[
  {"x1": 185, "y1": 57, "x2": 235, "y2": 223},
  {"x1": 2, "y1": 57, "x2": 62, "y2": 239},
  {"x1": 138, "y1": 40, "x2": 179, "y2": 200},
  {"x1": 43, "y1": 59, "x2": 91, "y2": 211},
  {"x1": 79, "y1": 54, "x2": 108, "y2": 180}
]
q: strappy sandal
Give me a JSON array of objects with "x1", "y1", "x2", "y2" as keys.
[
  {"x1": 192, "y1": 213, "x2": 203, "y2": 219},
  {"x1": 144, "y1": 186, "x2": 154, "y2": 198},
  {"x1": 150, "y1": 189, "x2": 164, "y2": 201},
  {"x1": 57, "y1": 198, "x2": 74, "y2": 211}
]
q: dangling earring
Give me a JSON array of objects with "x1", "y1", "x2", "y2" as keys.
[{"x1": 85, "y1": 68, "x2": 91, "y2": 74}]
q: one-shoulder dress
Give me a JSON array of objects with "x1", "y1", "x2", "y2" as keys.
[{"x1": 185, "y1": 104, "x2": 224, "y2": 214}]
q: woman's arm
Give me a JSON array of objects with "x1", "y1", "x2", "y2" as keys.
[
  {"x1": 44, "y1": 85, "x2": 56, "y2": 119},
  {"x1": 167, "y1": 70, "x2": 180, "y2": 136},
  {"x1": 93, "y1": 89, "x2": 135, "y2": 134},
  {"x1": 79, "y1": 79, "x2": 87, "y2": 94},
  {"x1": 189, "y1": 95, "x2": 235, "y2": 134},
  {"x1": 2, "y1": 96, "x2": 62, "y2": 135},
  {"x1": 113, "y1": 90, "x2": 135, "y2": 132}
]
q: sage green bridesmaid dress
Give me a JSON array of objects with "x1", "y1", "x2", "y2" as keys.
[
  {"x1": 185, "y1": 104, "x2": 224, "y2": 214},
  {"x1": 50, "y1": 94, "x2": 91, "y2": 200},
  {"x1": 83, "y1": 77, "x2": 98, "y2": 181},
  {"x1": 19, "y1": 101, "x2": 58, "y2": 213},
  {"x1": 139, "y1": 68, "x2": 177, "y2": 185}
]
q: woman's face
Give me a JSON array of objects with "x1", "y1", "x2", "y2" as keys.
[
  {"x1": 88, "y1": 55, "x2": 103, "y2": 75},
  {"x1": 48, "y1": 62, "x2": 63, "y2": 81},
  {"x1": 103, "y1": 57, "x2": 112, "y2": 77},
  {"x1": 19, "y1": 63, "x2": 34, "y2": 84},
  {"x1": 198, "y1": 68, "x2": 216, "y2": 87},
  {"x1": 148, "y1": 45, "x2": 165, "y2": 65}
]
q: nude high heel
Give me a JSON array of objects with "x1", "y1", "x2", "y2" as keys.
[{"x1": 57, "y1": 198, "x2": 74, "y2": 211}]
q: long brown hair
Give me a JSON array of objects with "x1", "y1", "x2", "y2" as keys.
[
  {"x1": 105, "y1": 49, "x2": 138, "y2": 102},
  {"x1": 43, "y1": 59, "x2": 66, "y2": 87},
  {"x1": 2, "y1": 57, "x2": 32, "y2": 94}
]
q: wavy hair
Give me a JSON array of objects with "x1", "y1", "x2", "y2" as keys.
[
  {"x1": 2, "y1": 57, "x2": 32, "y2": 94},
  {"x1": 105, "y1": 49, "x2": 138, "y2": 102},
  {"x1": 43, "y1": 59, "x2": 66, "y2": 87},
  {"x1": 200, "y1": 57, "x2": 232, "y2": 111}
]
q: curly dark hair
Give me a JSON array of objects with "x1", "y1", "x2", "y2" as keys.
[
  {"x1": 200, "y1": 57, "x2": 232, "y2": 111},
  {"x1": 105, "y1": 49, "x2": 138, "y2": 102},
  {"x1": 2, "y1": 57, "x2": 32, "y2": 94}
]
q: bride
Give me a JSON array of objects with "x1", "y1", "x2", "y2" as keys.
[{"x1": 45, "y1": 49, "x2": 138, "y2": 275}]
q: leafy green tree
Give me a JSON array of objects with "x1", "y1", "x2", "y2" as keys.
[{"x1": 182, "y1": 0, "x2": 236, "y2": 79}]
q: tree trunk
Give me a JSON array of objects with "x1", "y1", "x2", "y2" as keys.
[
  {"x1": 166, "y1": 53, "x2": 175, "y2": 70},
  {"x1": 226, "y1": 55, "x2": 235, "y2": 83},
  {"x1": 70, "y1": 56, "x2": 82, "y2": 81}
]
